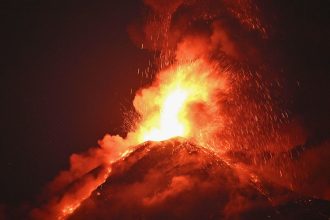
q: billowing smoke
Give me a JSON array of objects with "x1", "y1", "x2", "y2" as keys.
[{"x1": 27, "y1": 0, "x2": 330, "y2": 219}]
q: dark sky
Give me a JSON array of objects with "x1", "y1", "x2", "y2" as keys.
[
  {"x1": 1, "y1": 0, "x2": 152, "y2": 205},
  {"x1": 1, "y1": 0, "x2": 330, "y2": 207}
]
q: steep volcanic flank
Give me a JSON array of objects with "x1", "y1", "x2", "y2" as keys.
[{"x1": 68, "y1": 138, "x2": 330, "y2": 220}]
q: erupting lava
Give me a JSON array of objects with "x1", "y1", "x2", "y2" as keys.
[
  {"x1": 142, "y1": 88, "x2": 188, "y2": 141},
  {"x1": 135, "y1": 60, "x2": 225, "y2": 143}
]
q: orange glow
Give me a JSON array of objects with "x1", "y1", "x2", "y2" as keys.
[
  {"x1": 134, "y1": 59, "x2": 225, "y2": 143},
  {"x1": 142, "y1": 89, "x2": 188, "y2": 141}
]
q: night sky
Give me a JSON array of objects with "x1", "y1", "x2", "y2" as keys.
[
  {"x1": 1, "y1": 0, "x2": 152, "y2": 205},
  {"x1": 1, "y1": 0, "x2": 330, "y2": 210}
]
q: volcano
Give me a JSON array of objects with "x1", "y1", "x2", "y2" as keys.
[{"x1": 66, "y1": 138, "x2": 330, "y2": 220}]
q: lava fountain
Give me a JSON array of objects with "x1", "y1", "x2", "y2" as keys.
[{"x1": 135, "y1": 60, "x2": 226, "y2": 143}]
